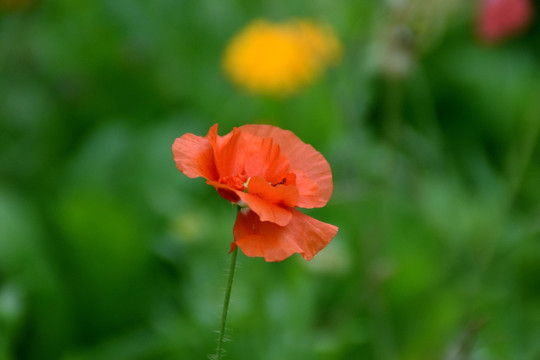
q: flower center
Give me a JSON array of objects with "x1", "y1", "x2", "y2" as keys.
[{"x1": 219, "y1": 174, "x2": 248, "y2": 192}]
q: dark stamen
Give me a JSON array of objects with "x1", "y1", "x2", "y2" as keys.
[{"x1": 272, "y1": 178, "x2": 287, "y2": 187}]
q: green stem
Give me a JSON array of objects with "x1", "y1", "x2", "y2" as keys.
[{"x1": 214, "y1": 247, "x2": 238, "y2": 360}]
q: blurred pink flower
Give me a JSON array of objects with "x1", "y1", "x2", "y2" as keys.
[{"x1": 477, "y1": 0, "x2": 534, "y2": 42}]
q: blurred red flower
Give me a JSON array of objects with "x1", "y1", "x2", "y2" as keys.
[
  {"x1": 477, "y1": 0, "x2": 534, "y2": 42},
  {"x1": 172, "y1": 124, "x2": 338, "y2": 261}
]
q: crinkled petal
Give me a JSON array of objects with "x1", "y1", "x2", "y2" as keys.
[
  {"x1": 247, "y1": 176, "x2": 299, "y2": 207},
  {"x1": 232, "y1": 208, "x2": 338, "y2": 261},
  {"x1": 243, "y1": 136, "x2": 290, "y2": 184},
  {"x1": 212, "y1": 127, "x2": 289, "y2": 182},
  {"x1": 239, "y1": 124, "x2": 332, "y2": 208},
  {"x1": 207, "y1": 180, "x2": 292, "y2": 226},
  {"x1": 235, "y1": 191, "x2": 292, "y2": 226},
  {"x1": 172, "y1": 125, "x2": 219, "y2": 180},
  {"x1": 205, "y1": 180, "x2": 241, "y2": 203}
]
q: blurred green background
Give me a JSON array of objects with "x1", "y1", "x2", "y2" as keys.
[{"x1": 1, "y1": 1, "x2": 539, "y2": 359}]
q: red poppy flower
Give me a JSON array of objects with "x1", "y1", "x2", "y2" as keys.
[
  {"x1": 477, "y1": 0, "x2": 533, "y2": 43},
  {"x1": 172, "y1": 124, "x2": 338, "y2": 261}
]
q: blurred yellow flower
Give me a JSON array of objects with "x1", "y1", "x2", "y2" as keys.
[{"x1": 222, "y1": 19, "x2": 341, "y2": 96}]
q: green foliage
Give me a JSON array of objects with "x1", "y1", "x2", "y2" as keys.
[{"x1": 1, "y1": 0, "x2": 539, "y2": 359}]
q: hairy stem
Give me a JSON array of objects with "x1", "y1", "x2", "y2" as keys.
[{"x1": 213, "y1": 247, "x2": 238, "y2": 360}]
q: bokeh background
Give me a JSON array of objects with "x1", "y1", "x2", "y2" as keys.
[{"x1": 1, "y1": 0, "x2": 539, "y2": 359}]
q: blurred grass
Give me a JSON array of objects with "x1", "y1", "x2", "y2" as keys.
[{"x1": 1, "y1": 0, "x2": 540, "y2": 359}]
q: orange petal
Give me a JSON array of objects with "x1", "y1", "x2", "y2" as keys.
[
  {"x1": 235, "y1": 191, "x2": 292, "y2": 226},
  {"x1": 206, "y1": 180, "x2": 241, "y2": 203},
  {"x1": 242, "y1": 136, "x2": 290, "y2": 184},
  {"x1": 232, "y1": 208, "x2": 338, "y2": 261},
  {"x1": 212, "y1": 127, "x2": 244, "y2": 179},
  {"x1": 207, "y1": 180, "x2": 293, "y2": 226},
  {"x1": 213, "y1": 127, "x2": 289, "y2": 182},
  {"x1": 239, "y1": 125, "x2": 332, "y2": 208},
  {"x1": 247, "y1": 176, "x2": 299, "y2": 207},
  {"x1": 172, "y1": 125, "x2": 219, "y2": 180}
]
